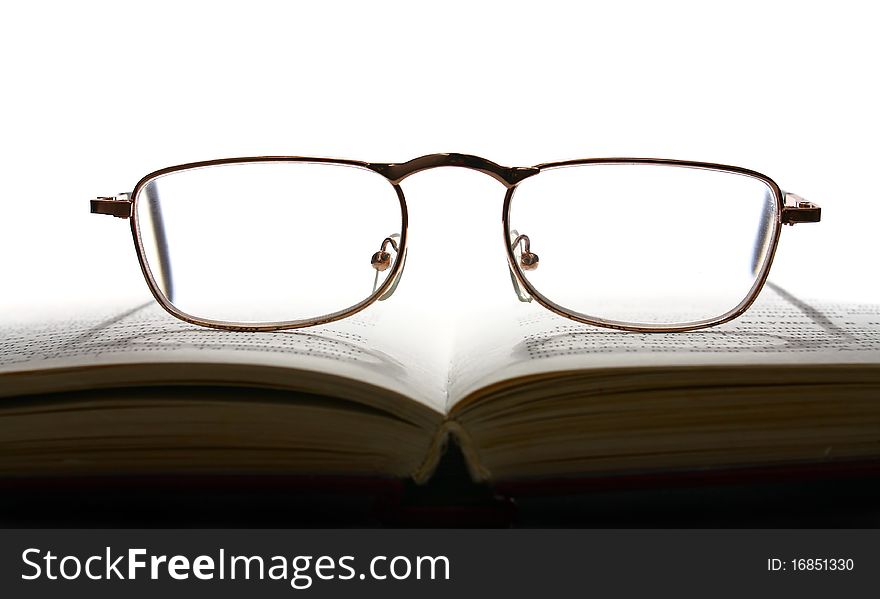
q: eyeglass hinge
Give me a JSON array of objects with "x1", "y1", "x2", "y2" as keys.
[
  {"x1": 91, "y1": 193, "x2": 132, "y2": 218},
  {"x1": 781, "y1": 192, "x2": 820, "y2": 225}
]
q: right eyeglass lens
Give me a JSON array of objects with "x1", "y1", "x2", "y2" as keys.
[
  {"x1": 507, "y1": 163, "x2": 779, "y2": 328},
  {"x1": 134, "y1": 161, "x2": 404, "y2": 326}
]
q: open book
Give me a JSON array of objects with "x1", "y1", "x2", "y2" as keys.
[{"x1": 1, "y1": 284, "x2": 879, "y2": 489}]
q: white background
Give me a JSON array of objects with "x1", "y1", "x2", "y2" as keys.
[{"x1": 1, "y1": 0, "x2": 877, "y2": 322}]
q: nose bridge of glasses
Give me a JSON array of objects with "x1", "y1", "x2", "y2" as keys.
[{"x1": 369, "y1": 153, "x2": 539, "y2": 187}]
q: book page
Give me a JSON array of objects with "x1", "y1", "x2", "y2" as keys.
[
  {"x1": 0, "y1": 300, "x2": 449, "y2": 413},
  {"x1": 448, "y1": 283, "x2": 880, "y2": 407}
]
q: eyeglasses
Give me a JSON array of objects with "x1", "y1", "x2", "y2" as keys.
[{"x1": 91, "y1": 153, "x2": 820, "y2": 333}]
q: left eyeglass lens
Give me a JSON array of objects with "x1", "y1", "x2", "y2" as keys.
[
  {"x1": 134, "y1": 162, "x2": 404, "y2": 325},
  {"x1": 506, "y1": 162, "x2": 779, "y2": 328}
]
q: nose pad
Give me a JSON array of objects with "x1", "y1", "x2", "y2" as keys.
[
  {"x1": 378, "y1": 246, "x2": 407, "y2": 301},
  {"x1": 370, "y1": 234, "x2": 406, "y2": 300},
  {"x1": 508, "y1": 229, "x2": 537, "y2": 303}
]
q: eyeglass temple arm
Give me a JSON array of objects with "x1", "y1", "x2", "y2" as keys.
[
  {"x1": 90, "y1": 193, "x2": 132, "y2": 218},
  {"x1": 90, "y1": 186, "x2": 175, "y2": 301},
  {"x1": 780, "y1": 192, "x2": 821, "y2": 225}
]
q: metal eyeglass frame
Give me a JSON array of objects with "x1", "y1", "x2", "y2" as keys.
[{"x1": 91, "y1": 153, "x2": 821, "y2": 333}]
